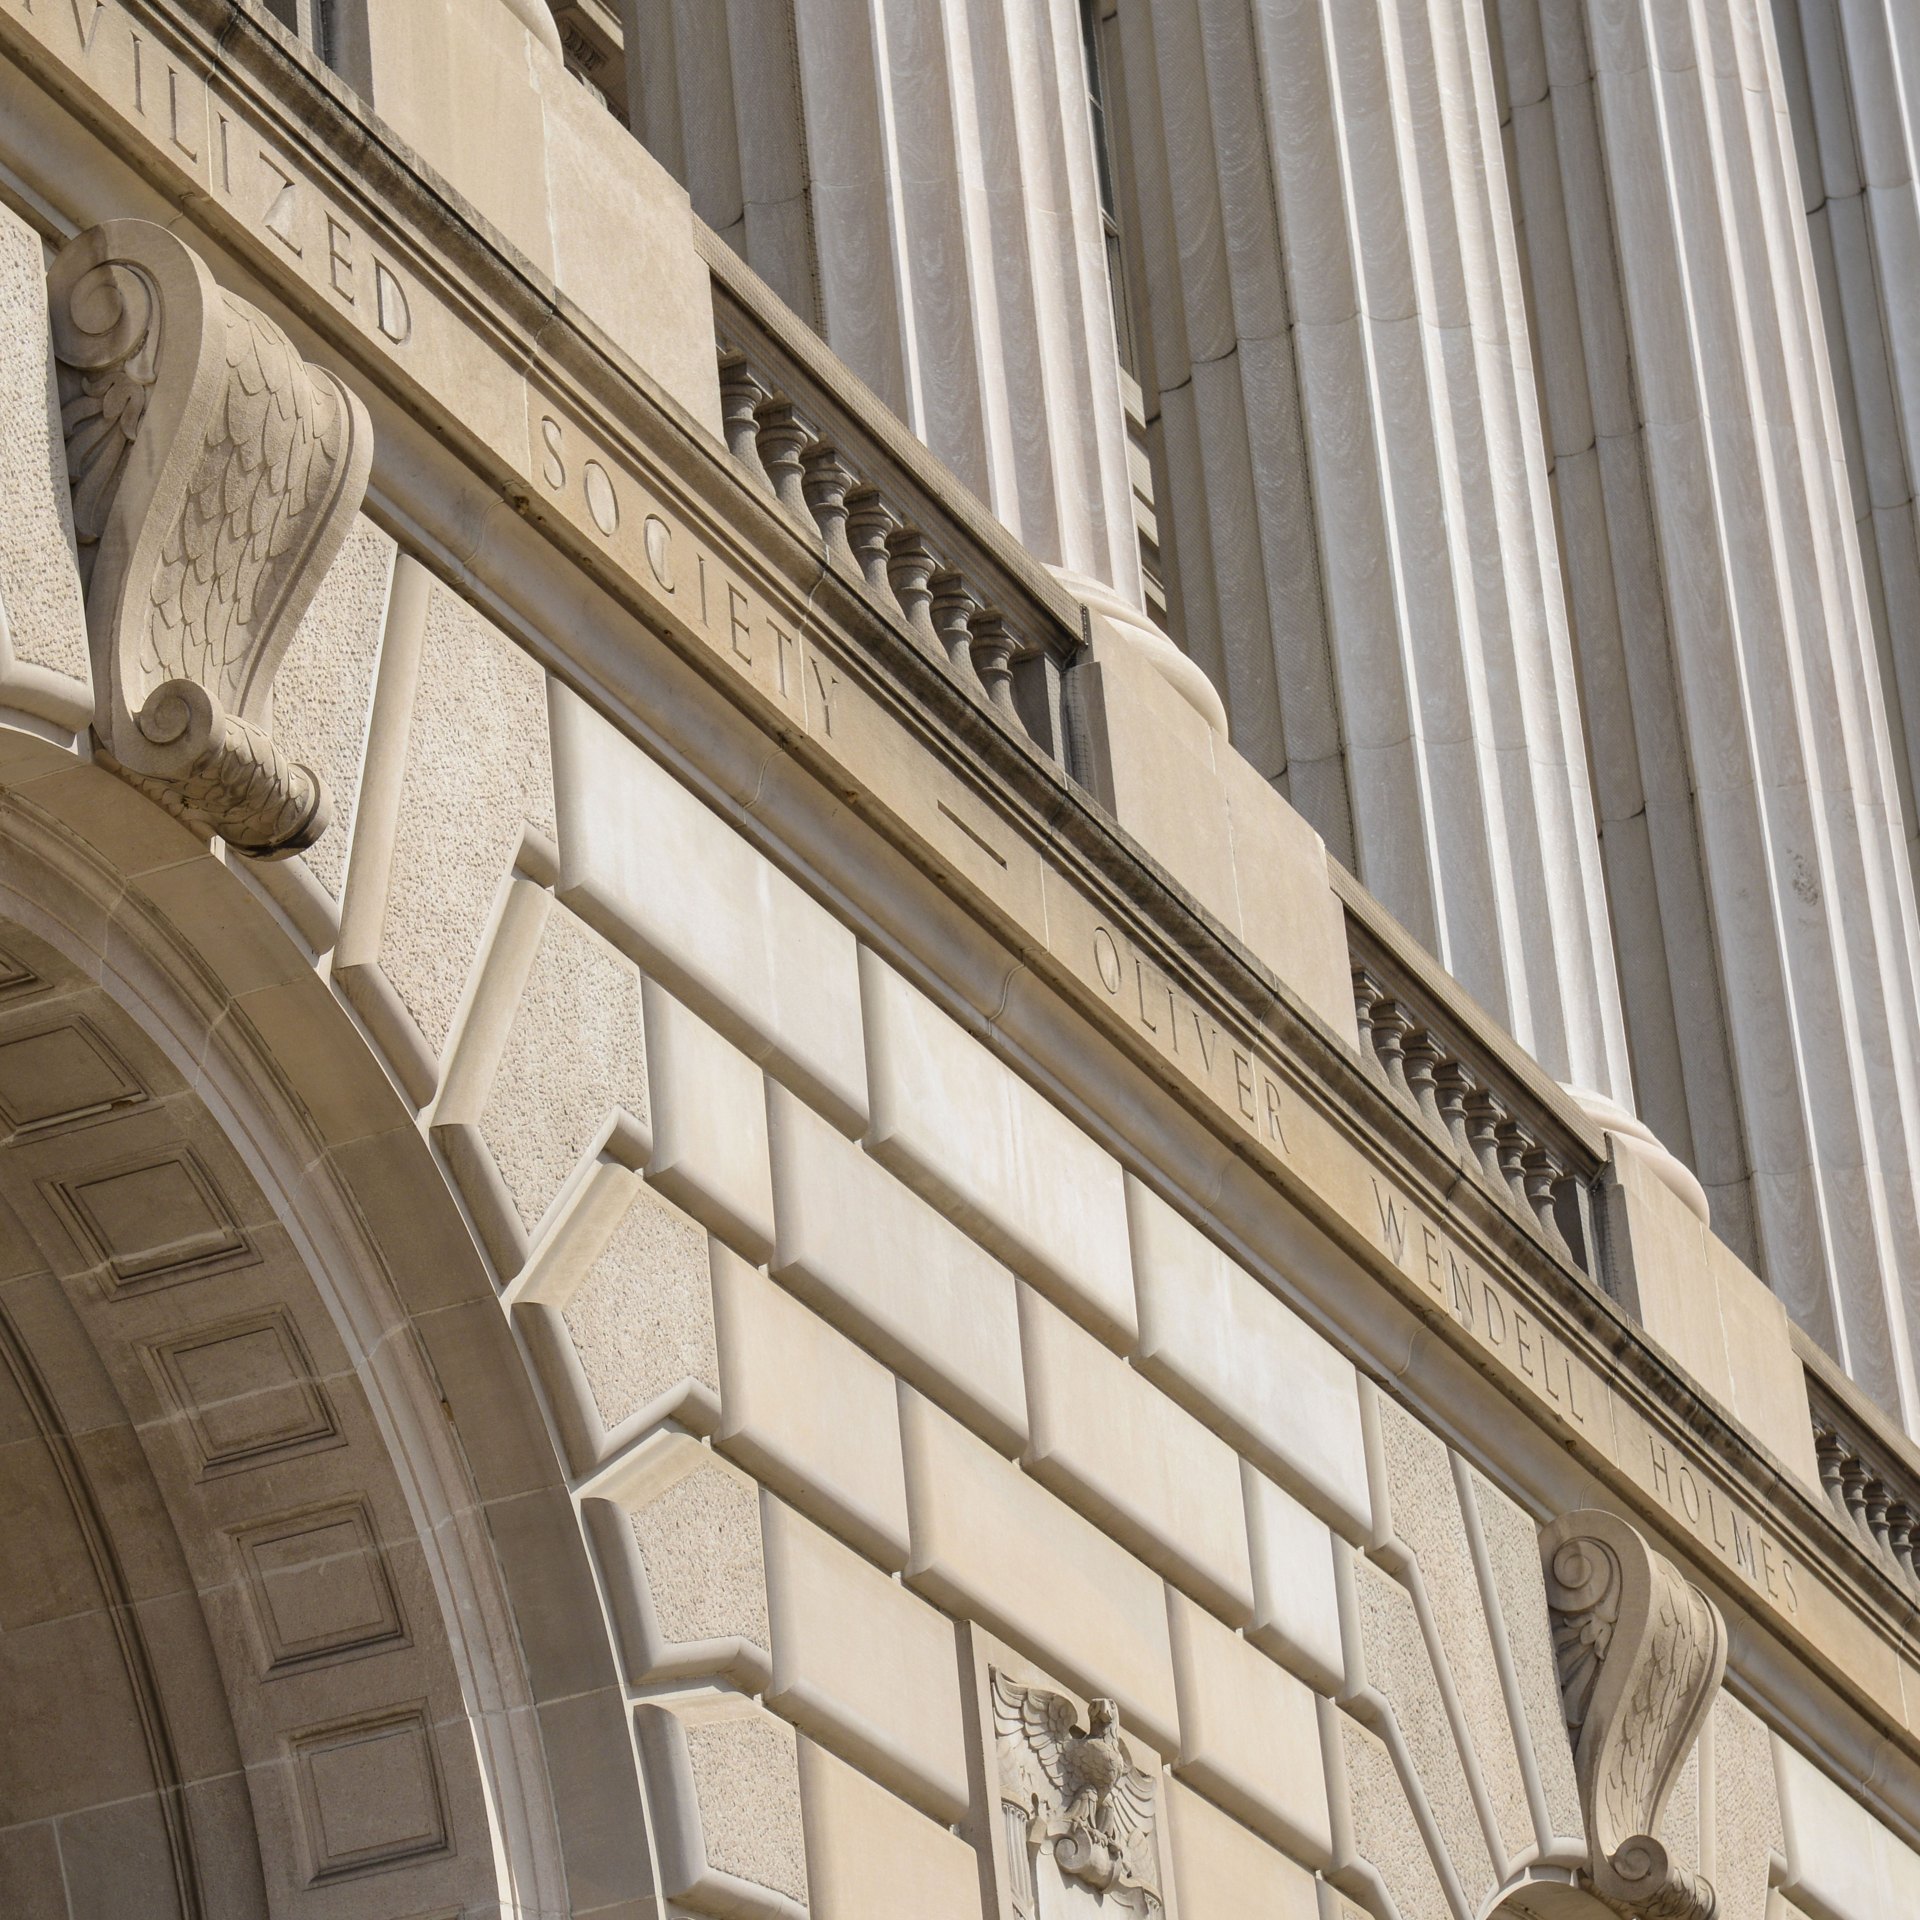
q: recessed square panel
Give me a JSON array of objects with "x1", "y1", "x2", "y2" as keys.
[
  {"x1": 147, "y1": 1310, "x2": 341, "y2": 1476},
  {"x1": 0, "y1": 943, "x2": 43, "y2": 1004},
  {"x1": 290, "y1": 1707, "x2": 449, "y2": 1883},
  {"x1": 233, "y1": 1500, "x2": 407, "y2": 1673},
  {"x1": 45, "y1": 1149, "x2": 253, "y2": 1293},
  {"x1": 0, "y1": 1018, "x2": 147, "y2": 1138}
]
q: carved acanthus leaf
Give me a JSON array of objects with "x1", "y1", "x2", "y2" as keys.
[
  {"x1": 1542, "y1": 1510, "x2": 1727, "y2": 1920},
  {"x1": 991, "y1": 1671, "x2": 1161, "y2": 1912},
  {"x1": 50, "y1": 219, "x2": 371, "y2": 857}
]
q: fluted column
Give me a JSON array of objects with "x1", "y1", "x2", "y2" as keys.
[
  {"x1": 1489, "y1": 0, "x2": 1920, "y2": 1427},
  {"x1": 627, "y1": 0, "x2": 1142, "y2": 600},
  {"x1": 1768, "y1": 1, "x2": 1920, "y2": 888},
  {"x1": 1111, "y1": 0, "x2": 1633, "y2": 1106}
]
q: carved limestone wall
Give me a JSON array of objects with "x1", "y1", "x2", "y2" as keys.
[{"x1": 0, "y1": 155, "x2": 1910, "y2": 1920}]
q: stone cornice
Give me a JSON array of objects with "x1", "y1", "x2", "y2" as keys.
[{"x1": 5, "y1": 0, "x2": 1920, "y2": 1844}]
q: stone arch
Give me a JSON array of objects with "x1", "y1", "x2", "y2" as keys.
[
  {"x1": 0, "y1": 763, "x2": 640, "y2": 1914},
  {"x1": 1481, "y1": 1878, "x2": 1614, "y2": 1920}
]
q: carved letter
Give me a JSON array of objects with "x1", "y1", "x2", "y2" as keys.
[
  {"x1": 50, "y1": 219, "x2": 371, "y2": 856},
  {"x1": 1541, "y1": 1510, "x2": 1727, "y2": 1920}
]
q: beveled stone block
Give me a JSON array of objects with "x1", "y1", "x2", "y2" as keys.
[
  {"x1": 1244, "y1": 1464, "x2": 1344, "y2": 1695},
  {"x1": 1165, "y1": 1777, "x2": 1320, "y2": 1920},
  {"x1": 797, "y1": 1737, "x2": 980, "y2": 1920},
  {"x1": 713, "y1": 1252, "x2": 910, "y2": 1568},
  {"x1": 1167, "y1": 1590, "x2": 1331, "y2": 1867},
  {"x1": 552, "y1": 685, "x2": 868, "y2": 1130},
  {"x1": 762, "y1": 1494, "x2": 970, "y2": 1822},
  {"x1": 899, "y1": 1386, "x2": 1178, "y2": 1753},
  {"x1": 644, "y1": 982, "x2": 777, "y2": 1264},
  {"x1": 1019, "y1": 1285, "x2": 1254, "y2": 1622},
  {"x1": 860, "y1": 951, "x2": 1135, "y2": 1344},
  {"x1": 768, "y1": 1080, "x2": 1027, "y2": 1452},
  {"x1": 1128, "y1": 1177, "x2": 1368, "y2": 1539}
]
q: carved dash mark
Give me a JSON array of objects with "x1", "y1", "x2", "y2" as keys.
[{"x1": 936, "y1": 800, "x2": 1007, "y2": 869}]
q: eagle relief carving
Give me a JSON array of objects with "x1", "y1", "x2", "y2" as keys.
[
  {"x1": 49, "y1": 218, "x2": 372, "y2": 856},
  {"x1": 1541, "y1": 1510, "x2": 1727, "y2": 1920},
  {"x1": 992, "y1": 1672, "x2": 1161, "y2": 1916}
]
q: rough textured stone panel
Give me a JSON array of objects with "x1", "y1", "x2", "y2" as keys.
[
  {"x1": 1333, "y1": 1711, "x2": 1450, "y2": 1920},
  {"x1": 636, "y1": 1696, "x2": 808, "y2": 1917},
  {"x1": 1708, "y1": 1695, "x2": 1781, "y2": 1920},
  {"x1": 0, "y1": 203, "x2": 88, "y2": 702},
  {"x1": 585, "y1": 1436, "x2": 769, "y2": 1687},
  {"x1": 559, "y1": 1181, "x2": 718, "y2": 1443},
  {"x1": 272, "y1": 515, "x2": 395, "y2": 901},
  {"x1": 1465, "y1": 1467, "x2": 1583, "y2": 1847},
  {"x1": 1347, "y1": 1555, "x2": 1494, "y2": 1909},
  {"x1": 481, "y1": 903, "x2": 649, "y2": 1232},
  {"x1": 1373, "y1": 1398, "x2": 1532, "y2": 1869},
  {"x1": 380, "y1": 583, "x2": 555, "y2": 1058}
]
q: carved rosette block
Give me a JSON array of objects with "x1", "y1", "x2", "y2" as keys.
[
  {"x1": 1541, "y1": 1510, "x2": 1727, "y2": 1920},
  {"x1": 50, "y1": 219, "x2": 372, "y2": 856},
  {"x1": 992, "y1": 1671, "x2": 1161, "y2": 1915}
]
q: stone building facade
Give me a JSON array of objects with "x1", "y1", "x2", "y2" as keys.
[{"x1": 1, "y1": 2, "x2": 1920, "y2": 1918}]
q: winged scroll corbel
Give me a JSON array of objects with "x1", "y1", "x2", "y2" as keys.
[
  {"x1": 50, "y1": 218, "x2": 371, "y2": 856},
  {"x1": 992, "y1": 1671, "x2": 1161, "y2": 1915},
  {"x1": 1541, "y1": 1509, "x2": 1727, "y2": 1920}
]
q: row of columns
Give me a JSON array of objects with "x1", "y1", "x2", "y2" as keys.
[
  {"x1": 620, "y1": 0, "x2": 1920, "y2": 1430},
  {"x1": 625, "y1": 0, "x2": 1143, "y2": 603}
]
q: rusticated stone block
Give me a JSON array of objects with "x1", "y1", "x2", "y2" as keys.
[
  {"x1": 644, "y1": 981, "x2": 776, "y2": 1264},
  {"x1": 1128, "y1": 1177, "x2": 1368, "y2": 1539},
  {"x1": 1165, "y1": 1777, "x2": 1319, "y2": 1920},
  {"x1": 1019, "y1": 1285, "x2": 1254, "y2": 1621},
  {"x1": 860, "y1": 951, "x2": 1135, "y2": 1344},
  {"x1": 1244, "y1": 1465, "x2": 1344, "y2": 1695},
  {"x1": 635, "y1": 1695, "x2": 809, "y2": 1919},
  {"x1": 552, "y1": 684, "x2": 868, "y2": 1129},
  {"x1": 1167, "y1": 1589, "x2": 1331, "y2": 1866},
  {"x1": 713, "y1": 1251, "x2": 909, "y2": 1568},
  {"x1": 797, "y1": 1736, "x2": 980, "y2": 1920},
  {"x1": 768, "y1": 1080, "x2": 1027, "y2": 1452},
  {"x1": 762, "y1": 1495, "x2": 970, "y2": 1822},
  {"x1": 583, "y1": 1433, "x2": 770, "y2": 1690},
  {"x1": 899, "y1": 1386, "x2": 1178, "y2": 1753}
]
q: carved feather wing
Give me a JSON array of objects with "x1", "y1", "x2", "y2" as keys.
[
  {"x1": 145, "y1": 296, "x2": 343, "y2": 712},
  {"x1": 991, "y1": 1671, "x2": 1081, "y2": 1800},
  {"x1": 1105, "y1": 1760, "x2": 1158, "y2": 1855}
]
